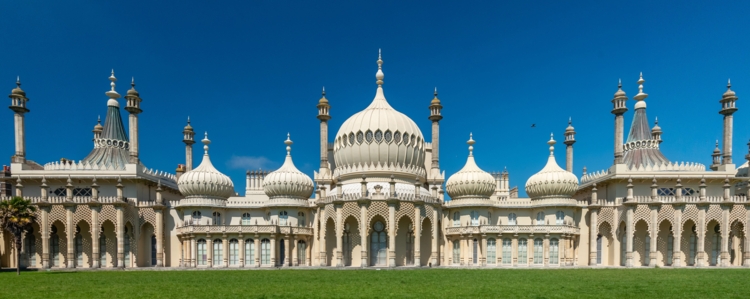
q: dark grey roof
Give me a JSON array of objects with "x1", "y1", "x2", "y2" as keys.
[
  {"x1": 622, "y1": 107, "x2": 669, "y2": 168},
  {"x1": 82, "y1": 104, "x2": 131, "y2": 169}
]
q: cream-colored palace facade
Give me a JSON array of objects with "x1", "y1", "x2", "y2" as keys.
[{"x1": 2, "y1": 54, "x2": 750, "y2": 270}]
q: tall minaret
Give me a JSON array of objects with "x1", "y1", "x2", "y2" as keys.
[
  {"x1": 429, "y1": 88, "x2": 443, "y2": 172},
  {"x1": 720, "y1": 79, "x2": 738, "y2": 165},
  {"x1": 564, "y1": 118, "x2": 576, "y2": 172},
  {"x1": 611, "y1": 79, "x2": 628, "y2": 164},
  {"x1": 183, "y1": 117, "x2": 195, "y2": 171},
  {"x1": 317, "y1": 87, "x2": 331, "y2": 172},
  {"x1": 124, "y1": 77, "x2": 142, "y2": 163},
  {"x1": 8, "y1": 77, "x2": 29, "y2": 164}
]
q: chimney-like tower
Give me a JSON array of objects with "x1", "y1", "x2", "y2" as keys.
[
  {"x1": 720, "y1": 79, "x2": 738, "y2": 165},
  {"x1": 9, "y1": 77, "x2": 29, "y2": 164},
  {"x1": 564, "y1": 118, "x2": 576, "y2": 172},
  {"x1": 183, "y1": 117, "x2": 195, "y2": 171},
  {"x1": 651, "y1": 117, "x2": 662, "y2": 144},
  {"x1": 711, "y1": 141, "x2": 721, "y2": 171},
  {"x1": 317, "y1": 88, "x2": 331, "y2": 172},
  {"x1": 611, "y1": 79, "x2": 628, "y2": 164},
  {"x1": 92, "y1": 116, "x2": 103, "y2": 141},
  {"x1": 429, "y1": 88, "x2": 443, "y2": 171},
  {"x1": 124, "y1": 77, "x2": 142, "y2": 164}
]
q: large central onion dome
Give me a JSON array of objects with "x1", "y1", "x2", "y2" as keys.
[
  {"x1": 263, "y1": 134, "x2": 314, "y2": 199},
  {"x1": 525, "y1": 134, "x2": 579, "y2": 199},
  {"x1": 178, "y1": 133, "x2": 235, "y2": 199},
  {"x1": 446, "y1": 134, "x2": 495, "y2": 199},
  {"x1": 333, "y1": 52, "x2": 426, "y2": 181}
]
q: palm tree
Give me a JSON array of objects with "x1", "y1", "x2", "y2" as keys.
[{"x1": 0, "y1": 196, "x2": 36, "y2": 275}]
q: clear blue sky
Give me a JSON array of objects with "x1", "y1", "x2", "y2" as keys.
[{"x1": 1, "y1": 1, "x2": 749, "y2": 197}]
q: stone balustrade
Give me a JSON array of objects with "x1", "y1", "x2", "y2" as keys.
[
  {"x1": 445, "y1": 224, "x2": 580, "y2": 236},
  {"x1": 176, "y1": 225, "x2": 313, "y2": 235}
]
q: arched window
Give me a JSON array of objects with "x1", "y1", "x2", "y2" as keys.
[
  {"x1": 197, "y1": 239, "x2": 207, "y2": 266},
  {"x1": 298, "y1": 240, "x2": 307, "y2": 265},
  {"x1": 620, "y1": 234, "x2": 627, "y2": 266},
  {"x1": 453, "y1": 212, "x2": 460, "y2": 227},
  {"x1": 298, "y1": 212, "x2": 306, "y2": 227},
  {"x1": 99, "y1": 229, "x2": 106, "y2": 267},
  {"x1": 555, "y1": 211, "x2": 564, "y2": 225},
  {"x1": 25, "y1": 228, "x2": 36, "y2": 267},
  {"x1": 213, "y1": 239, "x2": 223, "y2": 265},
  {"x1": 689, "y1": 226, "x2": 697, "y2": 266},
  {"x1": 597, "y1": 234, "x2": 602, "y2": 265},
  {"x1": 245, "y1": 239, "x2": 255, "y2": 265},
  {"x1": 242, "y1": 213, "x2": 251, "y2": 225},
  {"x1": 502, "y1": 239, "x2": 512, "y2": 265},
  {"x1": 75, "y1": 226, "x2": 83, "y2": 267},
  {"x1": 712, "y1": 224, "x2": 721, "y2": 266},
  {"x1": 536, "y1": 212, "x2": 545, "y2": 225},
  {"x1": 192, "y1": 211, "x2": 202, "y2": 225},
  {"x1": 487, "y1": 238, "x2": 496, "y2": 265},
  {"x1": 279, "y1": 211, "x2": 288, "y2": 226},
  {"x1": 550, "y1": 238, "x2": 559, "y2": 265},
  {"x1": 452, "y1": 241, "x2": 460, "y2": 265},
  {"x1": 470, "y1": 211, "x2": 479, "y2": 226},
  {"x1": 212, "y1": 212, "x2": 221, "y2": 225},
  {"x1": 508, "y1": 213, "x2": 517, "y2": 226},
  {"x1": 533, "y1": 238, "x2": 543, "y2": 265},
  {"x1": 229, "y1": 239, "x2": 239, "y2": 265},
  {"x1": 370, "y1": 221, "x2": 387, "y2": 266},
  {"x1": 518, "y1": 238, "x2": 528, "y2": 265},
  {"x1": 261, "y1": 239, "x2": 271, "y2": 265}
]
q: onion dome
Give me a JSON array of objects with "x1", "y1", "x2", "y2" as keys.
[
  {"x1": 445, "y1": 134, "x2": 495, "y2": 199},
  {"x1": 614, "y1": 79, "x2": 626, "y2": 97},
  {"x1": 10, "y1": 77, "x2": 25, "y2": 97},
  {"x1": 319, "y1": 87, "x2": 329, "y2": 105},
  {"x1": 184, "y1": 116, "x2": 193, "y2": 131},
  {"x1": 263, "y1": 134, "x2": 314, "y2": 199},
  {"x1": 565, "y1": 118, "x2": 575, "y2": 134},
  {"x1": 724, "y1": 79, "x2": 736, "y2": 97},
  {"x1": 651, "y1": 117, "x2": 662, "y2": 134},
  {"x1": 525, "y1": 134, "x2": 579, "y2": 199},
  {"x1": 93, "y1": 116, "x2": 103, "y2": 132},
  {"x1": 178, "y1": 132, "x2": 235, "y2": 199},
  {"x1": 431, "y1": 88, "x2": 441, "y2": 105},
  {"x1": 127, "y1": 77, "x2": 139, "y2": 96},
  {"x1": 333, "y1": 50, "x2": 426, "y2": 180}
]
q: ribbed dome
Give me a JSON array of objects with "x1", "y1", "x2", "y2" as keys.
[
  {"x1": 446, "y1": 135, "x2": 495, "y2": 199},
  {"x1": 525, "y1": 134, "x2": 579, "y2": 199},
  {"x1": 263, "y1": 135, "x2": 314, "y2": 199},
  {"x1": 178, "y1": 133, "x2": 234, "y2": 199},
  {"x1": 333, "y1": 53, "x2": 426, "y2": 180}
]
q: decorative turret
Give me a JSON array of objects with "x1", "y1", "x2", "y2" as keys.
[
  {"x1": 711, "y1": 140, "x2": 721, "y2": 171},
  {"x1": 429, "y1": 88, "x2": 443, "y2": 172},
  {"x1": 651, "y1": 117, "x2": 662, "y2": 144},
  {"x1": 445, "y1": 134, "x2": 495, "y2": 200},
  {"x1": 564, "y1": 118, "x2": 576, "y2": 172},
  {"x1": 720, "y1": 79, "x2": 738, "y2": 165},
  {"x1": 9, "y1": 77, "x2": 29, "y2": 163},
  {"x1": 611, "y1": 79, "x2": 628, "y2": 164},
  {"x1": 92, "y1": 116, "x2": 103, "y2": 140},
  {"x1": 81, "y1": 71, "x2": 130, "y2": 170},
  {"x1": 525, "y1": 134, "x2": 579, "y2": 199},
  {"x1": 317, "y1": 87, "x2": 331, "y2": 173},
  {"x1": 124, "y1": 77, "x2": 142, "y2": 164},
  {"x1": 263, "y1": 134, "x2": 314, "y2": 199},
  {"x1": 177, "y1": 132, "x2": 235, "y2": 201},
  {"x1": 622, "y1": 73, "x2": 669, "y2": 169},
  {"x1": 183, "y1": 117, "x2": 195, "y2": 171}
]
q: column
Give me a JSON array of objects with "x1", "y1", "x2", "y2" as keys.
[
  {"x1": 697, "y1": 205, "x2": 707, "y2": 267},
  {"x1": 721, "y1": 204, "x2": 730, "y2": 267},
  {"x1": 335, "y1": 204, "x2": 343, "y2": 267},
  {"x1": 512, "y1": 236, "x2": 518, "y2": 266},
  {"x1": 306, "y1": 236, "x2": 312, "y2": 266},
  {"x1": 319, "y1": 206, "x2": 327, "y2": 266},
  {"x1": 589, "y1": 209, "x2": 598, "y2": 266},
  {"x1": 432, "y1": 207, "x2": 439, "y2": 266},
  {"x1": 223, "y1": 237, "x2": 229, "y2": 267},
  {"x1": 673, "y1": 205, "x2": 683, "y2": 267},
  {"x1": 460, "y1": 237, "x2": 466, "y2": 265},
  {"x1": 65, "y1": 205, "x2": 74, "y2": 268},
  {"x1": 388, "y1": 201, "x2": 396, "y2": 267},
  {"x1": 270, "y1": 236, "x2": 276, "y2": 266},
  {"x1": 292, "y1": 235, "x2": 298, "y2": 266},
  {"x1": 414, "y1": 205, "x2": 422, "y2": 267},
  {"x1": 191, "y1": 236, "x2": 196, "y2": 267},
  {"x1": 626, "y1": 207, "x2": 634, "y2": 267},
  {"x1": 649, "y1": 205, "x2": 658, "y2": 267},
  {"x1": 116, "y1": 206, "x2": 124, "y2": 268},
  {"x1": 179, "y1": 237, "x2": 184, "y2": 267},
  {"x1": 207, "y1": 237, "x2": 213, "y2": 267},
  {"x1": 255, "y1": 236, "x2": 261, "y2": 267},
  {"x1": 40, "y1": 206, "x2": 50, "y2": 269},
  {"x1": 360, "y1": 202, "x2": 368, "y2": 267},
  {"x1": 239, "y1": 237, "x2": 245, "y2": 267},
  {"x1": 544, "y1": 234, "x2": 550, "y2": 267},
  {"x1": 91, "y1": 205, "x2": 100, "y2": 268},
  {"x1": 155, "y1": 209, "x2": 164, "y2": 267},
  {"x1": 285, "y1": 234, "x2": 291, "y2": 267},
  {"x1": 481, "y1": 235, "x2": 487, "y2": 267}
]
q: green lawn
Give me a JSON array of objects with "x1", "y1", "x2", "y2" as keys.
[{"x1": 0, "y1": 268, "x2": 747, "y2": 298}]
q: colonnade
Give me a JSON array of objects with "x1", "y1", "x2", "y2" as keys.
[
  {"x1": 446, "y1": 234, "x2": 577, "y2": 267},
  {"x1": 179, "y1": 234, "x2": 312, "y2": 267}
]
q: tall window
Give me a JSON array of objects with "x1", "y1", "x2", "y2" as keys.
[
  {"x1": 197, "y1": 239, "x2": 207, "y2": 266},
  {"x1": 370, "y1": 222, "x2": 387, "y2": 266},
  {"x1": 620, "y1": 235, "x2": 627, "y2": 266},
  {"x1": 452, "y1": 241, "x2": 460, "y2": 264},
  {"x1": 487, "y1": 238, "x2": 496, "y2": 264},
  {"x1": 472, "y1": 239, "x2": 478, "y2": 264},
  {"x1": 555, "y1": 211, "x2": 564, "y2": 225},
  {"x1": 667, "y1": 232, "x2": 674, "y2": 266},
  {"x1": 508, "y1": 213, "x2": 517, "y2": 226},
  {"x1": 99, "y1": 232, "x2": 106, "y2": 267},
  {"x1": 150, "y1": 235, "x2": 157, "y2": 266},
  {"x1": 712, "y1": 225, "x2": 721, "y2": 266},
  {"x1": 596, "y1": 235, "x2": 602, "y2": 265},
  {"x1": 242, "y1": 213, "x2": 251, "y2": 225},
  {"x1": 689, "y1": 231, "x2": 696, "y2": 266},
  {"x1": 536, "y1": 212, "x2": 545, "y2": 225},
  {"x1": 213, "y1": 239, "x2": 223, "y2": 265},
  {"x1": 470, "y1": 211, "x2": 479, "y2": 226},
  {"x1": 212, "y1": 212, "x2": 221, "y2": 225},
  {"x1": 533, "y1": 238, "x2": 543, "y2": 264},
  {"x1": 518, "y1": 238, "x2": 528, "y2": 265},
  {"x1": 25, "y1": 229, "x2": 36, "y2": 267},
  {"x1": 75, "y1": 226, "x2": 83, "y2": 267},
  {"x1": 502, "y1": 239, "x2": 512, "y2": 265},
  {"x1": 550, "y1": 238, "x2": 559, "y2": 265},
  {"x1": 261, "y1": 239, "x2": 271, "y2": 265},
  {"x1": 245, "y1": 239, "x2": 255, "y2": 265},
  {"x1": 279, "y1": 239, "x2": 286, "y2": 266},
  {"x1": 279, "y1": 211, "x2": 288, "y2": 226},
  {"x1": 298, "y1": 212, "x2": 306, "y2": 227},
  {"x1": 124, "y1": 228, "x2": 131, "y2": 267},
  {"x1": 51, "y1": 228, "x2": 60, "y2": 267},
  {"x1": 229, "y1": 239, "x2": 239, "y2": 265},
  {"x1": 644, "y1": 236, "x2": 651, "y2": 266},
  {"x1": 192, "y1": 211, "x2": 202, "y2": 225},
  {"x1": 298, "y1": 241, "x2": 307, "y2": 265},
  {"x1": 453, "y1": 212, "x2": 460, "y2": 227}
]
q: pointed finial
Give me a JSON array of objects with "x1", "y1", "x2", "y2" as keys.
[
  {"x1": 728, "y1": 78, "x2": 731, "y2": 89},
  {"x1": 157, "y1": 179, "x2": 162, "y2": 191},
  {"x1": 202, "y1": 132, "x2": 211, "y2": 154},
  {"x1": 322, "y1": 86, "x2": 326, "y2": 96},
  {"x1": 434, "y1": 87, "x2": 438, "y2": 97},
  {"x1": 41, "y1": 175, "x2": 47, "y2": 187},
  {"x1": 285, "y1": 133, "x2": 293, "y2": 155},
  {"x1": 467, "y1": 133, "x2": 475, "y2": 156},
  {"x1": 633, "y1": 72, "x2": 648, "y2": 103},
  {"x1": 105, "y1": 70, "x2": 120, "y2": 100},
  {"x1": 618, "y1": 78, "x2": 622, "y2": 89},
  {"x1": 187, "y1": 116, "x2": 190, "y2": 124},
  {"x1": 654, "y1": 117, "x2": 658, "y2": 125},
  {"x1": 16, "y1": 76, "x2": 20, "y2": 88},
  {"x1": 376, "y1": 49, "x2": 384, "y2": 86},
  {"x1": 97, "y1": 115, "x2": 101, "y2": 124},
  {"x1": 568, "y1": 117, "x2": 572, "y2": 125},
  {"x1": 548, "y1": 133, "x2": 556, "y2": 155}
]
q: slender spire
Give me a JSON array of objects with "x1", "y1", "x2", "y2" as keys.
[
  {"x1": 105, "y1": 69, "x2": 120, "y2": 105},
  {"x1": 467, "y1": 133, "x2": 475, "y2": 156},
  {"x1": 202, "y1": 132, "x2": 211, "y2": 155},
  {"x1": 633, "y1": 72, "x2": 648, "y2": 107},
  {"x1": 285, "y1": 133, "x2": 293, "y2": 156},
  {"x1": 548, "y1": 133, "x2": 556, "y2": 156},
  {"x1": 376, "y1": 49, "x2": 384, "y2": 86}
]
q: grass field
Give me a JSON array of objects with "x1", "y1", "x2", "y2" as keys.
[{"x1": 0, "y1": 268, "x2": 747, "y2": 298}]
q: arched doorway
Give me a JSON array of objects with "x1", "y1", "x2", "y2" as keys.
[{"x1": 370, "y1": 220, "x2": 387, "y2": 266}]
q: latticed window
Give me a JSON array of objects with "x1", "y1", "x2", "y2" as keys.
[
  {"x1": 470, "y1": 211, "x2": 479, "y2": 226},
  {"x1": 73, "y1": 188, "x2": 92, "y2": 197},
  {"x1": 51, "y1": 231, "x2": 60, "y2": 267},
  {"x1": 508, "y1": 213, "x2": 517, "y2": 225},
  {"x1": 683, "y1": 188, "x2": 696, "y2": 195},
  {"x1": 487, "y1": 238, "x2": 496, "y2": 264},
  {"x1": 536, "y1": 212, "x2": 545, "y2": 225},
  {"x1": 25, "y1": 229, "x2": 36, "y2": 267},
  {"x1": 356, "y1": 132, "x2": 364, "y2": 144},
  {"x1": 518, "y1": 239, "x2": 527, "y2": 264},
  {"x1": 242, "y1": 213, "x2": 251, "y2": 225},
  {"x1": 229, "y1": 239, "x2": 239, "y2": 265},
  {"x1": 658, "y1": 188, "x2": 675, "y2": 196},
  {"x1": 453, "y1": 212, "x2": 460, "y2": 227},
  {"x1": 556, "y1": 211, "x2": 564, "y2": 225},
  {"x1": 533, "y1": 238, "x2": 543, "y2": 264},
  {"x1": 279, "y1": 211, "x2": 288, "y2": 226},
  {"x1": 620, "y1": 235, "x2": 627, "y2": 266},
  {"x1": 53, "y1": 188, "x2": 66, "y2": 196},
  {"x1": 550, "y1": 238, "x2": 559, "y2": 265},
  {"x1": 245, "y1": 239, "x2": 255, "y2": 264},
  {"x1": 411, "y1": 135, "x2": 416, "y2": 146},
  {"x1": 502, "y1": 239, "x2": 512, "y2": 265},
  {"x1": 394, "y1": 131, "x2": 401, "y2": 143},
  {"x1": 213, "y1": 239, "x2": 223, "y2": 265},
  {"x1": 384, "y1": 130, "x2": 392, "y2": 143},
  {"x1": 452, "y1": 241, "x2": 460, "y2": 264},
  {"x1": 365, "y1": 130, "x2": 374, "y2": 143},
  {"x1": 197, "y1": 239, "x2": 207, "y2": 266},
  {"x1": 261, "y1": 239, "x2": 271, "y2": 265},
  {"x1": 374, "y1": 130, "x2": 382, "y2": 142}
]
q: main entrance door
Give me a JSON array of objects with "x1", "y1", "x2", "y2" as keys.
[{"x1": 370, "y1": 221, "x2": 387, "y2": 266}]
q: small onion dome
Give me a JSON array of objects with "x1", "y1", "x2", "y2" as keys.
[
  {"x1": 263, "y1": 134, "x2": 314, "y2": 199},
  {"x1": 525, "y1": 134, "x2": 579, "y2": 199},
  {"x1": 724, "y1": 79, "x2": 736, "y2": 97},
  {"x1": 10, "y1": 77, "x2": 25, "y2": 97},
  {"x1": 445, "y1": 134, "x2": 495, "y2": 199},
  {"x1": 713, "y1": 140, "x2": 721, "y2": 154},
  {"x1": 319, "y1": 87, "x2": 329, "y2": 105},
  {"x1": 614, "y1": 79, "x2": 626, "y2": 97},
  {"x1": 127, "y1": 78, "x2": 139, "y2": 96},
  {"x1": 565, "y1": 118, "x2": 575, "y2": 134},
  {"x1": 431, "y1": 88, "x2": 441, "y2": 105},
  {"x1": 178, "y1": 132, "x2": 234, "y2": 199},
  {"x1": 651, "y1": 117, "x2": 662, "y2": 134},
  {"x1": 184, "y1": 117, "x2": 193, "y2": 131},
  {"x1": 93, "y1": 116, "x2": 103, "y2": 131}
]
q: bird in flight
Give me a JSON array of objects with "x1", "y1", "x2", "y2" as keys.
[{"x1": 531, "y1": 124, "x2": 536, "y2": 128}]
